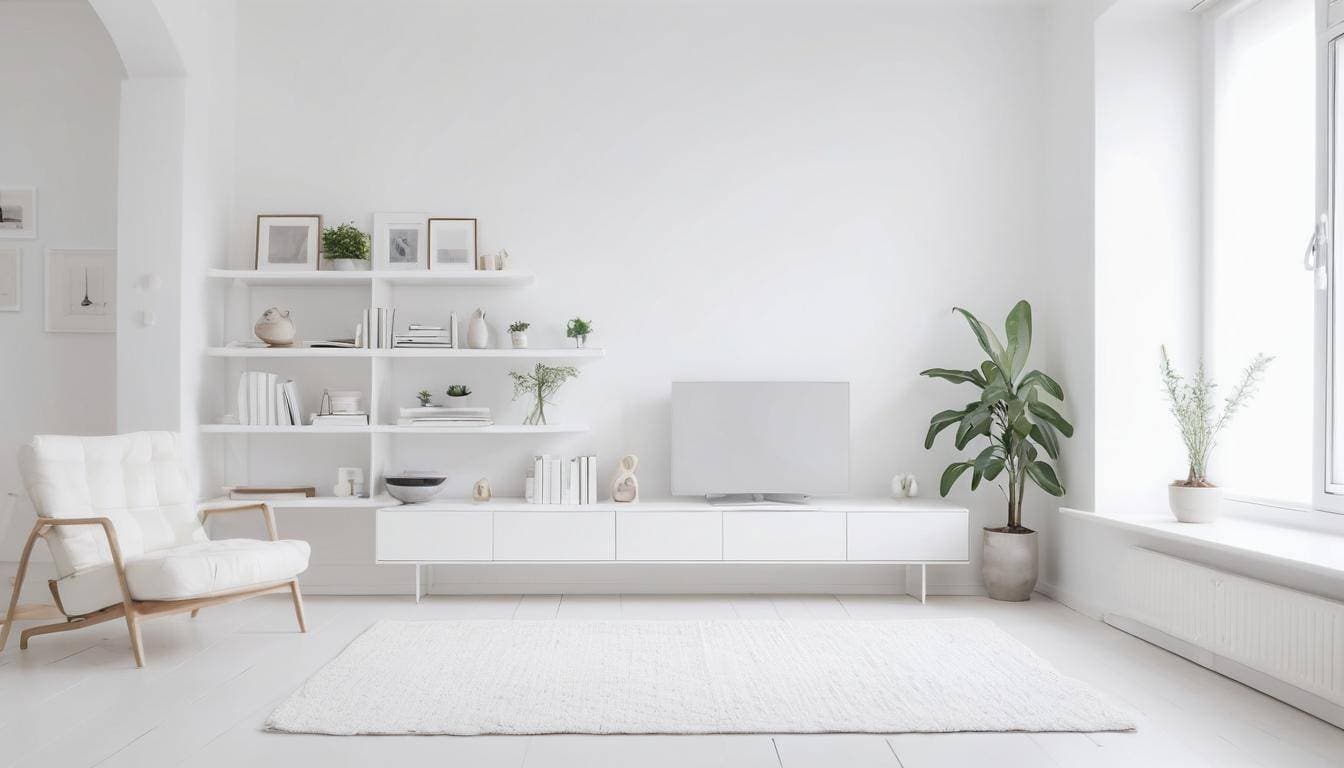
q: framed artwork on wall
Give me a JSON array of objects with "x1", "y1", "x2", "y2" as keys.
[
  {"x1": 0, "y1": 187, "x2": 37, "y2": 239},
  {"x1": 0, "y1": 247, "x2": 19, "y2": 311},
  {"x1": 255, "y1": 214, "x2": 322, "y2": 271},
  {"x1": 373, "y1": 213, "x2": 429, "y2": 270},
  {"x1": 427, "y1": 217, "x2": 477, "y2": 271},
  {"x1": 45, "y1": 248, "x2": 115, "y2": 333}
]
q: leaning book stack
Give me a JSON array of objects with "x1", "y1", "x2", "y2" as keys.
[
  {"x1": 527, "y1": 455, "x2": 598, "y2": 505},
  {"x1": 395, "y1": 406, "x2": 492, "y2": 427},
  {"x1": 394, "y1": 318, "x2": 457, "y2": 349},
  {"x1": 237, "y1": 372, "x2": 302, "y2": 426}
]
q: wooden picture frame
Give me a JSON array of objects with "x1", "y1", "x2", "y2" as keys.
[
  {"x1": 373, "y1": 213, "x2": 429, "y2": 270},
  {"x1": 255, "y1": 214, "x2": 322, "y2": 271},
  {"x1": 427, "y1": 217, "x2": 478, "y2": 271}
]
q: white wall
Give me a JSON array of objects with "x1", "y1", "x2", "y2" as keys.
[
  {"x1": 218, "y1": 0, "x2": 1065, "y2": 593},
  {"x1": 0, "y1": 1, "x2": 123, "y2": 558}
]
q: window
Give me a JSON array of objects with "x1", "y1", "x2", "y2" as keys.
[{"x1": 1206, "y1": 0, "x2": 1315, "y2": 507}]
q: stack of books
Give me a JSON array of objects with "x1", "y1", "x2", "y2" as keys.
[
  {"x1": 311, "y1": 412, "x2": 369, "y2": 426},
  {"x1": 359, "y1": 306, "x2": 397, "y2": 349},
  {"x1": 393, "y1": 318, "x2": 458, "y2": 349},
  {"x1": 237, "y1": 372, "x2": 302, "y2": 426},
  {"x1": 395, "y1": 406, "x2": 492, "y2": 427},
  {"x1": 527, "y1": 455, "x2": 598, "y2": 505},
  {"x1": 226, "y1": 486, "x2": 315, "y2": 501}
]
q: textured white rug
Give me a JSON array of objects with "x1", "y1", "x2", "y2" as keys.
[{"x1": 267, "y1": 618, "x2": 1135, "y2": 735}]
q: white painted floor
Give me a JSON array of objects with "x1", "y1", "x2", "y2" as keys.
[{"x1": 0, "y1": 593, "x2": 1339, "y2": 767}]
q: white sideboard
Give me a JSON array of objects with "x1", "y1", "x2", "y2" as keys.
[{"x1": 375, "y1": 497, "x2": 969, "y2": 603}]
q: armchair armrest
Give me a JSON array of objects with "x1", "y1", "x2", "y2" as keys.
[
  {"x1": 199, "y1": 502, "x2": 279, "y2": 541},
  {"x1": 36, "y1": 516, "x2": 133, "y2": 594}
]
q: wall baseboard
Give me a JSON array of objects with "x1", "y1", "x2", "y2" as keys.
[{"x1": 1035, "y1": 579, "x2": 1104, "y2": 619}]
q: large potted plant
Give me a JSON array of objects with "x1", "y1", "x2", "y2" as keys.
[
  {"x1": 1159, "y1": 346, "x2": 1271, "y2": 523},
  {"x1": 921, "y1": 300, "x2": 1072, "y2": 601}
]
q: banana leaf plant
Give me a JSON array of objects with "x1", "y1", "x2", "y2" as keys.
[{"x1": 920, "y1": 300, "x2": 1073, "y2": 533}]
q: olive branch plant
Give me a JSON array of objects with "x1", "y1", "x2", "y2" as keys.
[
  {"x1": 1159, "y1": 346, "x2": 1272, "y2": 487},
  {"x1": 921, "y1": 300, "x2": 1074, "y2": 532}
]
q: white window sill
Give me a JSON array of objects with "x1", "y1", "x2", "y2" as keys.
[{"x1": 1058, "y1": 506, "x2": 1344, "y2": 580}]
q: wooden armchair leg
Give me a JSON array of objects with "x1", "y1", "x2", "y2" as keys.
[
  {"x1": 190, "y1": 609, "x2": 200, "y2": 618},
  {"x1": 124, "y1": 611, "x2": 145, "y2": 668},
  {"x1": 0, "y1": 522, "x2": 45, "y2": 653},
  {"x1": 289, "y1": 580, "x2": 307, "y2": 633}
]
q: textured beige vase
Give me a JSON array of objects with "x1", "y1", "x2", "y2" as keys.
[{"x1": 981, "y1": 528, "x2": 1038, "y2": 602}]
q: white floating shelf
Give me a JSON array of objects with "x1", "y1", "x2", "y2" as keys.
[
  {"x1": 206, "y1": 346, "x2": 604, "y2": 359},
  {"x1": 374, "y1": 424, "x2": 589, "y2": 435},
  {"x1": 200, "y1": 424, "x2": 369, "y2": 434},
  {"x1": 203, "y1": 495, "x2": 398, "y2": 510},
  {"x1": 207, "y1": 268, "x2": 534, "y2": 286}
]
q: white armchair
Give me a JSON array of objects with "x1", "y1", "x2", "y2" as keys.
[{"x1": 0, "y1": 432, "x2": 310, "y2": 667}]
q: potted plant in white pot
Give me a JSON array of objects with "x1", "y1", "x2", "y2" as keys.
[
  {"x1": 509, "y1": 321, "x2": 530, "y2": 349},
  {"x1": 922, "y1": 300, "x2": 1072, "y2": 602},
  {"x1": 321, "y1": 222, "x2": 371, "y2": 271},
  {"x1": 1159, "y1": 346, "x2": 1271, "y2": 523}
]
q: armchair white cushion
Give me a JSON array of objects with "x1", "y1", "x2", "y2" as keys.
[{"x1": 4, "y1": 431, "x2": 310, "y2": 665}]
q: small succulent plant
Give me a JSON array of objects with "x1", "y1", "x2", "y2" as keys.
[
  {"x1": 509, "y1": 321, "x2": 530, "y2": 333},
  {"x1": 416, "y1": 389, "x2": 433, "y2": 406},
  {"x1": 446, "y1": 385, "x2": 472, "y2": 398}
]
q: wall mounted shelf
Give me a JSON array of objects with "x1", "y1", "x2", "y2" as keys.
[
  {"x1": 201, "y1": 424, "x2": 588, "y2": 436},
  {"x1": 207, "y1": 268, "x2": 534, "y2": 287},
  {"x1": 205, "y1": 346, "x2": 605, "y2": 359}
]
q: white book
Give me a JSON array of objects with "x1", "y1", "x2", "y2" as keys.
[
  {"x1": 588, "y1": 456, "x2": 597, "y2": 505},
  {"x1": 449, "y1": 312, "x2": 458, "y2": 349},
  {"x1": 533, "y1": 456, "x2": 544, "y2": 504},
  {"x1": 578, "y1": 458, "x2": 587, "y2": 505},
  {"x1": 549, "y1": 458, "x2": 562, "y2": 506},
  {"x1": 248, "y1": 372, "x2": 262, "y2": 425},
  {"x1": 360, "y1": 309, "x2": 369, "y2": 348},
  {"x1": 236, "y1": 372, "x2": 248, "y2": 426},
  {"x1": 276, "y1": 382, "x2": 286, "y2": 425},
  {"x1": 568, "y1": 459, "x2": 579, "y2": 504},
  {"x1": 267, "y1": 373, "x2": 280, "y2": 425},
  {"x1": 283, "y1": 380, "x2": 302, "y2": 426}
]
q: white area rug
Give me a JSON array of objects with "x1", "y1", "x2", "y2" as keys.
[{"x1": 267, "y1": 618, "x2": 1135, "y2": 735}]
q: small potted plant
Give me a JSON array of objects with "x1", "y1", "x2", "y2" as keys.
[
  {"x1": 566, "y1": 317, "x2": 593, "y2": 349},
  {"x1": 1160, "y1": 346, "x2": 1271, "y2": 523},
  {"x1": 416, "y1": 389, "x2": 433, "y2": 407},
  {"x1": 446, "y1": 385, "x2": 472, "y2": 404},
  {"x1": 321, "y1": 222, "x2": 371, "y2": 271},
  {"x1": 509, "y1": 321, "x2": 530, "y2": 349}
]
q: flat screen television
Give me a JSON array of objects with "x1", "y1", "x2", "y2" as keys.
[{"x1": 671, "y1": 381, "x2": 849, "y2": 503}]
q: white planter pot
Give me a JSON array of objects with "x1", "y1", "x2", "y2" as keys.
[
  {"x1": 981, "y1": 528, "x2": 1038, "y2": 602},
  {"x1": 511, "y1": 331, "x2": 528, "y2": 349},
  {"x1": 324, "y1": 258, "x2": 370, "y2": 271},
  {"x1": 1168, "y1": 484, "x2": 1222, "y2": 523}
]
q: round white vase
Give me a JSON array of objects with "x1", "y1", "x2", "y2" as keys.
[
  {"x1": 1168, "y1": 484, "x2": 1222, "y2": 523},
  {"x1": 324, "y1": 258, "x2": 370, "y2": 271},
  {"x1": 511, "y1": 331, "x2": 528, "y2": 349},
  {"x1": 981, "y1": 528, "x2": 1038, "y2": 602}
]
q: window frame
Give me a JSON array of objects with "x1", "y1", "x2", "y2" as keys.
[{"x1": 1316, "y1": 2, "x2": 1344, "y2": 514}]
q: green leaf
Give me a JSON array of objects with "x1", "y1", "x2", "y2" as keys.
[
  {"x1": 973, "y1": 445, "x2": 1000, "y2": 472},
  {"x1": 1018, "y1": 370, "x2": 1063, "y2": 400},
  {"x1": 1026, "y1": 460, "x2": 1065, "y2": 497},
  {"x1": 924, "y1": 406, "x2": 972, "y2": 449},
  {"x1": 1027, "y1": 400, "x2": 1075, "y2": 438},
  {"x1": 1029, "y1": 422, "x2": 1060, "y2": 459},
  {"x1": 982, "y1": 457, "x2": 1005, "y2": 481},
  {"x1": 954, "y1": 308, "x2": 1006, "y2": 367},
  {"x1": 981, "y1": 361, "x2": 1000, "y2": 385},
  {"x1": 920, "y1": 368, "x2": 987, "y2": 388},
  {"x1": 1011, "y1": 413, "x2": 1034, "y2": 440},
  {"x1": 954, "y1": 407, "x2": 992, "y2": 450},
  {"x1": 939, "y1": 462, "x2": 973, "y2": 496},
  {"x1": 1003, "y1": 300, "x2": 1032, "y2": 379},
  {"x1": 980, "y1": 382, "x2": 1010, "y2": 405}
]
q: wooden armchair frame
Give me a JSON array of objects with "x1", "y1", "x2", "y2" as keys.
[{"x1": 0, "y1": 502, "x2": 306, "y2": 667}]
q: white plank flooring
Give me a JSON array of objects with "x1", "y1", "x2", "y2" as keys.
[{"x1": 0, "y1": 594, "x2": 1339, "y2": 767}]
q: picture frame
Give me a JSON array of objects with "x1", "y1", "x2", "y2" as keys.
[
  {"x1": 45, "y1": 248, "x2": 115, "y2": 333},
  {"x1": 373, "y1": 213, "x2": 429, "y2": 271},
  {"x1": 0, "y1": 187, "x2": 37, "y2": 240},
  {"x1": 0, "y1": 247, "x2": 19, "y2": 311},
  {"x1": 427, "y1": 217, "x2": 478, "y2": 271},
  {"x1": 255, "y1": 214, "x2": 322, "y2": 271}
]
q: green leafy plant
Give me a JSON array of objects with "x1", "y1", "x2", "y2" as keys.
[
  {"x1": 446, "y1": 385, "x2": 472, "y2": 398},
  {"x1": 509, "y1": 321, "x2": 530, "y2": 333},
  {"x1": 416, "y1": 389, "x2": 433, "y2": 407},
  {"x1": 1160, "y1": 346, "x2": 1272, "y2": 487},
  {"x1": 509, "y1": 363, "x2": 579, "y2": 425},
  {"x1": 321, "y1": 222, "x2": 370, "y2": 260},
  {"x1": 921, "y1": 300, "x2": 1073, "y2": 532},
  {"x1": 566, "y1": 317, "x2": 593, "y2": 343}
]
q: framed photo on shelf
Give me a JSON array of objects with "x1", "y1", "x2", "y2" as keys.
[
  {"x1": 373, "y1": 212, "x2": 428, "y2": 270},
  {"x1": 255, "y1": 214, "x2": 322, "y2": 271},
  {"x1": 427, "y1": 217, "x2": 477, "y2": 271},
  {"x1": 45, "y1": 248, "x2": 115, "y2": 333},
  {"x1": 0, "y1": 247, "x2": 19, "y2": 311},
  {"x1": 0, "y1": 187, "x2": 37, "y2": 239}
]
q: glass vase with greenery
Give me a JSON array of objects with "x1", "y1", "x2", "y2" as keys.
[
  {"x1": 509, "y1": 363, "x2": 579, "y2": 425},
  {"x1": 566, "y1": 317, "x2": 592, "y2": 348},
  {"x1": 921, "y1": 300, "x2": 1073, "y2": 532},
  {"x1": 1159, "y1": 346, "x2": 1271, "y2": 488}
]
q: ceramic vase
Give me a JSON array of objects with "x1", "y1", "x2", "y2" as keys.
[
  {"x1": 253, "y1": 307, "x2": 296, "y2": 347},
  {"x1": 467, "y1": 308, "x2": 489, "y2": 349},
  {"x1": 511, "y1": 331, "x2": 528, "y2": 349},
  {"x1": 324, "y1": 258, "x2": 369, "y2": 271}
]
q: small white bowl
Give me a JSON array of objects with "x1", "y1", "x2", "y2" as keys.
[{"x1": 385, "y1": 475, "x2": 447, "y2": 504}]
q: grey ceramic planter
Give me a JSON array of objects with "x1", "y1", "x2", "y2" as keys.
[{"x1": 981, "y1": 528, "x2": 1038, "y2": 601}]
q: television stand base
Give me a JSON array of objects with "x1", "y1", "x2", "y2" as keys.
[{"x1": 705, "y1": 493, "x2": 809, "y2": 507}]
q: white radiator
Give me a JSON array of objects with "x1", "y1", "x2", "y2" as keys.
[{"x1": 1121, "y1": 548, "x2": 1344, "y2": 708}]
